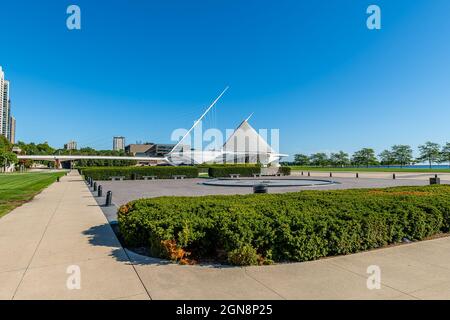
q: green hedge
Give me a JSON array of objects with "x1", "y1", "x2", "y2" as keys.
[
  {"x1": 197, "y1": 163, "x2": 263, "y2": 168},
  {"x1": 81, "y1": 166, "x2": 199, "y2": 180},
  {"x1": 118, "y1": 185, "x2": 450, "y2": 265},
  {"x1": 208, "y1": 165, "x2": 261, "y2": 177},
  {"x1": 279, "y1": 166, "x2": 291, "y2": 176}
]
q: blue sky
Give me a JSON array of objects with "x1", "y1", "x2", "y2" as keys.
[{"x1": 1, "y1": 0, "x2": 449, "y2": 159}]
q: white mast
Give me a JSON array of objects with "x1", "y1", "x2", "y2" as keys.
[{"x1": 169, "y1": 86, "x2": 229, "y2": 154}]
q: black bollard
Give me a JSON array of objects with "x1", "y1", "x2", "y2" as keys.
[
  {"x1": 105, "y1": 191, "x2": 113, "y2": 206},
  {"x1": 308, "y1": 172, "x2": 311, "y2": 177},
  {"x1": 301, "y1": 171, "x2": 304, "y2": 176},
  {"x1": 98, "y1": 185, "x2": 103, "y2": 197},
  {"x1": 393, "y1": 173, "x2": 396, "y2": 180},
  {"x1": 57, "y1": 176, "x2": 60, "y2": 182},
  {"x1": 356, "y1": 173, "x2": 359, "y2": 178},
  {"x1": 94, "y1": 182, "x2": 97, "y2": 191},
  {"x1": 430, "y1": 176, "x2": 441, "y2": 185},
  {"x1": 330, "y1": 172, "x2": 333, "y2": 178},
  {"x1": 253, "y1": 184, "x2": 268, "y2": 194},
  {"x1": 90, "y1": 179, "x2": 94, "y2": 187}
]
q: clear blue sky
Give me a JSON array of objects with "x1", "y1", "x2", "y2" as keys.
[{"x1": 1, "y1": 0, "x2": 449, "y2": 159}]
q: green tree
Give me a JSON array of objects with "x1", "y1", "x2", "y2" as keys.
[
  {"x1": 352, "y1": 148, "x2": 378, "y2": 168},
  {"x1": 0, "y1": 135, "x2": 12, "y2": 152},
  {"x1": 0, "y1": 136, "x2": 17, "y2": 171},
  {"x1": 1, "y1": 151, "x2": 18, "y2": 170},
  {"x1": 36, "y1": 142, "x2": 55, "y2": 154},
  {"x1": 294, "y1": 154, "x2": 310, "y2": 166},
  {"x1": 391, "y1": 145, "x2": 413, "y2": 168},
  {"x1": 330, "y1": 151, "x2": 350, "y2": 167},
  {"x1": 378, "y1": 150, "x2": 395, "y2": 166},
  {"x1": 309, "y1": 153, "x2": 329, "y2": 167},
  {"x1": 440, "y1": 142, "x2": 450, "y2": 168},
  {"x1": 417, "y1": 141, "x2": 441, "y2": 169}
]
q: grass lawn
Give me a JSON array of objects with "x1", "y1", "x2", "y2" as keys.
[
  {"x1": 289, "y1": 166, "x2": 450, "y2": 173},
  {"x1": 0, "y1": 171, "x2": 66, "y2": 218}
]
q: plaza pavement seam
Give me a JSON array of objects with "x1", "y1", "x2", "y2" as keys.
[
  {"x1": 327, "y1": 261, "x2": 420, "y2": 300},
  {"x1": 406, "y1": 279, "x2": 450, "y2": 297},
  {"x1": 122, "y1": 246, "x2": 154, "y2": 300},
  {"x1": 243, "y1": 268, "x2": 287, "y2": 300},
  {"x1": 11, "y1": 178, "x2": 69, "y2": 300},
  {"x1": 112, "y1": 293, "x2": 149, "y2": 300}
]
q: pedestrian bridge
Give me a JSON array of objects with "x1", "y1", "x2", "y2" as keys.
[
  {"x1": 17, "y1": 155, "x2": 164, "y2": 162},
  {"x1": 16, "y1": 155, "x2": 167, "y2": 168}
]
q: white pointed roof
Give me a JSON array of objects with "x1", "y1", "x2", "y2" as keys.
[{"x1": 223, "y1": 120, "x2": 274, "y2": 154}]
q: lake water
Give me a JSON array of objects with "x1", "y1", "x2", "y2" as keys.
[{"x1": 373, "y1": 165, "x2": 450, "y2": 169}]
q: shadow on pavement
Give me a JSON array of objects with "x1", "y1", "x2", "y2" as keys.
[{"x1": 82, "y1": 222, "x2": 172, "y2": 266}]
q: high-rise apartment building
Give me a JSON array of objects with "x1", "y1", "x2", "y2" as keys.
[
  {"x1": 0, "y1": 66, "x2": 15, "y2": 143},
  {"x1": 113, "y1": 136, "x2": 125, "y2": 151},
  {"x1": 9, "y1": 116, "x2": 16, "y2": 144},
  {"x1": 64, "y1": 140, "x2": 77, "y2": 150}
]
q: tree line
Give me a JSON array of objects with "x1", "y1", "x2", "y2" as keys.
[
  {"x1": 13, "y1": 141, "x2": 136, "y2": 168},
  {"x1": 292, "y1": 142, "x2": 450, "y2": 169}
]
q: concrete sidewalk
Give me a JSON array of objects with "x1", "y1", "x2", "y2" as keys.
[
  {"x1": 0, "y1": 171, "x2": 149, "y2": 300},
  {"x1": 2, "y1": 171, "x2": 450, "y2": 300},
  {"x1": 125, "y1": 236, "x2": 450, "y2": 300}
]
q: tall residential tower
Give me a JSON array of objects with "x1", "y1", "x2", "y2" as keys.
[
  {"x1": 113, "y1": 136, "x2": 125, "y2": 151},
  {"x1": 0, "y1": 66, "x2": 15, "y2": 143}
]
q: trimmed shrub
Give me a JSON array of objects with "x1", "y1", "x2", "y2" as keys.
[
  {"x1": 208, "y1": 165, "x2": 261, "y2": 177},
  {"x1": 118, "y1": 185, "x2": 450, "y2": 266},
  {"x1": 228, "y1": 245, "x2": 260, "y2": 266},
  {"x1": 279, "y1": 166, "x2": 291, "y2": 176},
  {"x1": 82, "y1": 166, "x2": 199, "y2": 180}
]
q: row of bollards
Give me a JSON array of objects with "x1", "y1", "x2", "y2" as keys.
[
  {"x1": 85, "y1": 172, "x2": 442, "y2": 202},
  {"x1": 85, "y1": 176, "x2": 113, "y2": 206}
]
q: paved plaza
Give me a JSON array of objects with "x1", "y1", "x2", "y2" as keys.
[
  {"x1": 1, "y1": 171, "x2": 450, "y2": 299},
  {"x1": 96, "y1": 171, "x2": 450, "y2": 209}
]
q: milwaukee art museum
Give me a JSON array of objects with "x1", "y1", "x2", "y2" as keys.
[{"x1": 167, "y1": 118, "x2": 287, "y2": 166}]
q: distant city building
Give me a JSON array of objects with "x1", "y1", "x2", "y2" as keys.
[
  {"x1": 124, "y1": 142, "x2": 178, "y2": 157},
  {"x1": 11, "y1": 146, "x2": 21, "y2": 154},
  {"x1": 113, "y1": 136, "x2": 125, "y2": 151},
  {"x1": 0, "y1": 66, "x2": 15, "y2": 143},
  {"x1": 148, "y1": 144, "x2": 177, "y2": 157},
  {"x1": 125, "y1": 143, "x2": 154, "y2": 156},
  {"x1": 64, "y1": 140, "x2": 77, "y2": 150}
]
